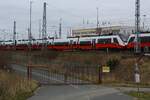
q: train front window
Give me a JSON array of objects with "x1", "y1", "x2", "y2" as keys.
[
  {"x1": 128, "y1": 37, "x2": 135, "y2": 43},
  {"x1": 140, "y1": 36, "x2": 150, "y2": 43}
]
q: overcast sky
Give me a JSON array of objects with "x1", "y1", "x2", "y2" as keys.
[{"x1": 0, "y1": 0, "x2": 150, "y2": 39}]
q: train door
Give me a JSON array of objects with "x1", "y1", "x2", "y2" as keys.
[
  {"x1": 70, "y1": 40, "x2": 73, "y2": 50},
  {"x1": 92, "y1": 39, "x2": 96, "y2": 50},
  {"x1": 77, "y1": 37, "x2": 80, "y2": 49}
]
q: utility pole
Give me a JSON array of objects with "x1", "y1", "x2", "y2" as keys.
[
  {"x1": 59, "y1": 18, "x2": 62, "y2": 39},
  {"x1": 135, "y1": 0, "x2": 141, "y2": 53},
  {"x1": 39, "y1": 19, "x2": 42, "y2": 39},
  {"x1": 83, "y1": 18, "x2": 85, "y2": 25},
  {"x1": 143, "y1": 15, "x2": 146, "y2": 31},
  {"x1": 70, "y1": 27, "x2": 72, "y2": 37},
  {"x1": 13, "y1": 21, "x2": 16, "y2": 48},
  {"x1": 27, "y1": 0, "x2": 33, "y2": 81},
  {"x1": 55, "y1": 30, "x2": 57, "y2": 39},
  {"x1": 29, "y1": 0, "x2": 32, "y2": 48},
  {"x1": 96, "y1": 7, "x2": 100, "y2": 35},
  {"x1": 42, "y1": 2, "x2": 47, "y2": 48}
]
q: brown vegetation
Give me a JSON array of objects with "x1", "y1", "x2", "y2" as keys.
[
  {"x1": 0, "y1": 70, "x2": 38, "y2": 100},
  {"x1": 0, "y1": 51, "x2": 38, "y2": 100},
  {"x1": 7, "y1": 50, "x2": 150, "y2": 86}
]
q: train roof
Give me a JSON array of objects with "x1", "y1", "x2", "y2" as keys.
[{"x1": 80, "y1": 35, "x2": 121, "y2": 39}]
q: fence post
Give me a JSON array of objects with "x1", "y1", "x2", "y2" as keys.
[
  {"x1": 27, "y1": 65, "x2": 30, "y2": 80},
  {"x1": 27, "y1": 65, "x2": 32, "y2": 80},
  {"x1": 64, "y1": 65, "x2": 68, "y2": 83},
  {"x1": 98, "y1": 66, "x2": 102, "y2": 84}
]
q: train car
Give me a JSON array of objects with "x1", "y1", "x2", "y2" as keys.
[
  {"x1": 126, "y1": 33, "x2": 150, "y2": 52},
  {"x1": 95, "y1": 35, "x2": 125, "y2": 50},
  {"x1": 52, "y1": 39, "x2": 70, "y2": 51}
]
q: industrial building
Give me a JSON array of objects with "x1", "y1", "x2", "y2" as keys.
[{"x1": 72, "y1": 26, "x2": 135, "y2": 37}]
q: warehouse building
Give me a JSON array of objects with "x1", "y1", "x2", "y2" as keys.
[{"x1": 72, "y1": 26, "x2": 135, "y2": 37}]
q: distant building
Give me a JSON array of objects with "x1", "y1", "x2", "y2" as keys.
[{"x1": 72, "y1": 26, "x2": 135, "y2": 37}]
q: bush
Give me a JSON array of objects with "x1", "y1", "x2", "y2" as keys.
[
  {"x1": 106, "y1": 58, "x2": 119, "y2": 71},
  {"x1": 0, "y1": 70, "x2": 38, "y2": 100}
]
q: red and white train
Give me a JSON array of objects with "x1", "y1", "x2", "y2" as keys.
[
  {"x1": 126, "y1": 33, "x2": 150, "y2": 51},
  {"x1": 0, "y1": 33, "x2": 150, "y2": 52}
]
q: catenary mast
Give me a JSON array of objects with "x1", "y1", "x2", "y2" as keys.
[
  {"x1": 42, "y1": 2, "x2": 47, "y2": 48},
  {"x1": 135, "y1": 0, "x2": 141, "y2": 53}
]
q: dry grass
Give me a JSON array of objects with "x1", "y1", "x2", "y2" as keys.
[
  {"x1": 8, "y1": 50, "x2": 150, "y2": 86},
  {"x1": 0, "y1": 70, "x2": 38, "y2": 100},
  {"x1": 55, "y1": 51, "x2": 150, "y2": 85},
  {"x1": 127, "y1": 92, "x2": 150, "y2": 100}
]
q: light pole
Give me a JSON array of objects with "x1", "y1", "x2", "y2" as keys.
[
  {"x1": 59, "y1": 18, "x2": 62, "y2": 39},
  {"x1": 143, "y1": 15, "x2": 146, "y2": 31},
  {"x1": 29, "y1": 0, "x2": 33, "y2": 46},
  {"x1": 27, "y1": 0, "x2": 33, "y2": 81},
  {"x1": 96, "y1": 7, "x2": 100, "y2": 35}
]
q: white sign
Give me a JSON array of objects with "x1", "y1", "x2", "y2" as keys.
[
  {"x1": 135, "y1": 73, "x2": 140, "y2": 83},
  {"x1": 102, "y1": 66, "x2": 110, "y2": 73}
]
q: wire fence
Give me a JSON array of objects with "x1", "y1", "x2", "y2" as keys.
[{"x1": 27, "y1": 62, "x2": 102, "y2": 85}]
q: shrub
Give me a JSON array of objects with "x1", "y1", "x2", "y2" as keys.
[
  {"x1": 0, "y1": 70, "x2": 38, "y2": 100},
  {"x1": 106, "y1": 58, "x2": 119, "y2": 71}
]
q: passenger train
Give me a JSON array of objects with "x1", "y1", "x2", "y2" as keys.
[
  {"x1": 0, "y1": 33, "x2": 150, "y2": 51},
  {"x1": 126, "y1": 33, "x2": 150, "y2": 51}
]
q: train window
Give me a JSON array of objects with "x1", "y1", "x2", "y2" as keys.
[
  {"x1": 92, "y1": 39, "x2": 96, "y2": 44},
  {"x1": 54, "y1": 42, "x2": 69, "y2": 46},
  {"x1": 98, "y1": 39, "x2": 111, "y2": 44},
  {"x1": 140, "y1": 37, "x2": 150, "y2": 43},
  {"x1": 8, "y1": 40, "x2": 12, "y2": 42},
  {"x1": 129, "y1": 37, "x2": 135, "y2": 43},
  {"x1": 80, "y1": 41, "x2": 91, "y2": 45},
  {"x1": 113, "y1": 38, "x2": 119, "y2": 44}
]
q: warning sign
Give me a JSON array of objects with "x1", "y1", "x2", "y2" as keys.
[
  {"x1": 135, "y1": 73, "x2": 140, "y2": 83},
  {"x1": 102, "y1": 66, "x2": 110, "y2": 73}
]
